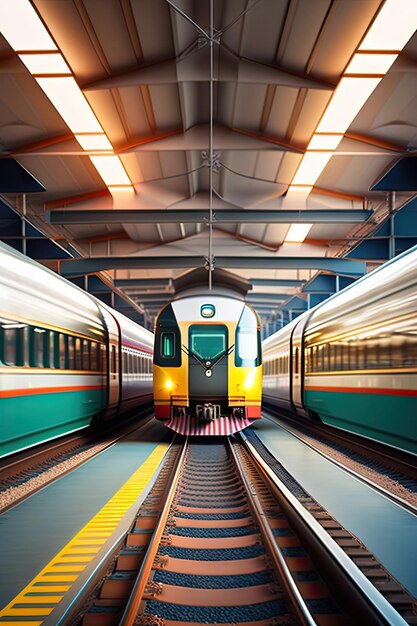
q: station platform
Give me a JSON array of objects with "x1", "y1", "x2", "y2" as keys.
[
  {"x1": 251, "y1": 417, "x2": 417, "y2": 597},
  {"x1": 0, "y1": 419, "x2": 172, "y2": 622}
]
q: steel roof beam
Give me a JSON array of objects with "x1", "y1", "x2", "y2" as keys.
[
  {"x1": 250, "y1": 278, "x2": 306, "y2": 287},
  {"x1": 247, "y1": 293, "x2": 289, "y2": 301},
  {"x1": 60, "y1": 256, "x2": 366, "y2": 276},
  {"x1": 115, "y1": 278, "x2": 172, "y2": 288},
  {"x1": 47, "y1": 209, "x2": 372, "y2": 225},
  {"x1": 83, "y1": 53, "x2": 332, "y2": 91}
]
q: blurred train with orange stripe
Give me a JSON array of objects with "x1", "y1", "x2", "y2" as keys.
[{"x1": 0, "y1": 241, "x2": 153, "y2": 458}]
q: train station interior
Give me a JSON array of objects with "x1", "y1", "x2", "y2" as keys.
[{"x1": 0, "y1": 1, "x2": 416, "y2": 625}]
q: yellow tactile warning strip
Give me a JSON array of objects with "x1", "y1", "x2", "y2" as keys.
[{"x1": 0, "y1": 443, "x2": 168, "y2": 626}]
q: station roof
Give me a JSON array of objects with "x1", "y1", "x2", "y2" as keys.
[{"x1": 0, "y1": 0, "x2": 416, "y2": 331}]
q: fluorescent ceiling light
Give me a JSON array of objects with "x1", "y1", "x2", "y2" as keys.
[
  {"x1": 286, "y1": 185, "x2": 313, "y2": 197},
  {"x1": 345, "y1": 52, "x2": 397, "y2": 75},
  {"x1": 75, "y1": 134, "x2": 113, "y2": 151},
  {"x1": 35, "y1": 77, "x2": 102, "y2": 133},
  {"x1": 285, "y1": 224, "x2": 312, "y2": 243},
  {"x1": 90, "y1": 156, "x2": 132, "y2": 186},
  {"x1": 359, "y1": 0, "x2": 417, "y2": 51},
  {"x1": 316, "y1": 77, "x2": 381, "y2": 134},
  {"x1": 0, "y1": 0, "x2": 57, "y2": 50},
  {"x1": 307, "y1": 134, "x2": 343, "y2": 150},
  {"x1": 0, "y1": 0, "x2": 134, "y2": 191},
  {"x1": 19, "y1": 52, "x2": 71, "y2": 75},
  {"x1": 291, "y1": 152, "x2": 333, "y2": 186}
]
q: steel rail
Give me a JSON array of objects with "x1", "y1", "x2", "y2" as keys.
[
  {"x1": 228, "y1": 438, "x2": 317, "y2": 626},
  {"x1": 239, "y1": 431, "x2": 410, "y2": 626},
  {"x1": 119, "y1": 437, "x2": 188, "y2": 626}
]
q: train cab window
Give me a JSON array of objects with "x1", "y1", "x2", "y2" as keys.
[
  {"x1": 190, "y1": 325, "x2": 227, "y2": 361},
  {"x1": 154, "y1": 304, "x2": 181, "y2": 367},
  {"x1": 161, "y1": 332, "x2": 175, "y2": 358},
  {"x1": 235, "y1": 305, "x2": 261, "y2": 367}
]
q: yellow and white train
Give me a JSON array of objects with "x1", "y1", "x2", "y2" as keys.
[{"x1": 153, "y1": 293, "x2": 262, "y2": 436}]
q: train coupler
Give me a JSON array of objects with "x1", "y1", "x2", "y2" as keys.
[
  {"x1": 232, "y1": 406, "x2": 245, "y2": 418},
  {"x1": 196, "y1": 403, "x2": 221, "y2": 421}
]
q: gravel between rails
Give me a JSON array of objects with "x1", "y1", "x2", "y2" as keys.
[{"x1": 0, "y1": 440, "x2": 113, "y2": 512}]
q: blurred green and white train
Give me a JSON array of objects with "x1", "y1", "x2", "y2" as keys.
[
  {"x1": 0, "y1": 242, "x2": 153, "y2": 458},
  {"x1": 263, "y1": 245, "x2": 417, "y2": 455}
]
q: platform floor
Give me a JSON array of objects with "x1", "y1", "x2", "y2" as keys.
[
  {"x1": 0, "y1": 418, "x2": 171, "y2": 612},
  {"x1": 251, "y1": 417, "x2": 417, "y2": 597}
]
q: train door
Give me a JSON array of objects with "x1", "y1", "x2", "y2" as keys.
[
  {"x1": 290, "y1": 314, "x2": 309, "y2": 416},
  {"x1": 188, "y1": 324, "x2": 228, "y2": 402},
  {"x1": 99, "y1": 305, "x2": 121, "y2": 417}
]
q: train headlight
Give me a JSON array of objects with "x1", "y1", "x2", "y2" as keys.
[
  {"x1": 244, "y1": 370, "x2": 256, "y2": 390},
  {"x1": 165, "y1": 380, "x2": 174, "y2": 390}
]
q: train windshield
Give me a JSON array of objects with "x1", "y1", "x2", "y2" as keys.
[{"x1": 189, "y1": 325, "x2": 228, "y2": 360}]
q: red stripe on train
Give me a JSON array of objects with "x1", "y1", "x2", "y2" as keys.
[
  {"x1": 305, "y1": 385, "x2": 417, "y2": 397},
  {"x1": 0, "y1": 385, "x2": 104, "y2": 399}
]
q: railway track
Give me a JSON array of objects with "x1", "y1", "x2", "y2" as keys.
[{"x1": 72, "y1": 436, "x2": 413, "y2": 626}]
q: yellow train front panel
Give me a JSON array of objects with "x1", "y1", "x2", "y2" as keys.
[{"x1": 153, "y1": 295, "x2": 262, "y2": 435}]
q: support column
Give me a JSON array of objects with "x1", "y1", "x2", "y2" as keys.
[{"x1": 388, "y1": 191, "x2": 396, "y2": 259}]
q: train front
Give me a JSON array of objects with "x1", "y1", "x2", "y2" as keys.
[{"x1": 153, "y1": 295, "x2": 262, "y2": 435}]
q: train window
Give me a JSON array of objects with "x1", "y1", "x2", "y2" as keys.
[
  {"x1": 67, "y1": 336, "x2": 74, "y2": 369},
  {"x1": 190, "y1": 325, "x2": 227, "y2": 362},
  {"x1": 235, "y1": 306, "x2": 261, "y2": 368},
  {"x1": 74, "y1": 338, "x2": 82, "y2": 370},
  {"x1": 2, "y1": 328, "x2": 15, "y2": 365},
  {"x1": 294, "y1": 348, "x2": 299, "y2": 374},
  {"x1": 82, "y1": 340, "x2": 89, "y2": 370},
  {"x1": 238, "y1": 329, "x2": 257, "y2": 361},
  {"x1": 59, "y1": 334, "x2": 66, "y2": 369},
  {"x1": 333, "y1": 344, "x2": 340, "y2": 371},
  {"x1": 111, "y1": 344, "x2": 117, "y2": 374},
  {"x1": 403, "y1": 337, "x2": 417, "y2": 367},
  {"x1": 161, "y1": 332, "x2": 175, "y2": 358},
  {"x1": 391, "y1": 341, "x2": 404, "y2": 368},
  {"x1": 51, "y1": 332, "x2": 60, "y2": 368},
  {"x1": 366, "y1": 341, "x2": 379, "y2": 369},
  {"x1": 90, "y1": 342, "x2": 98, "y2": 370},
  {"x1": 357, "y1": 344, "x2": 366, "y2": 370},
  {"x1": 32, "y1": 328, "x2": 45, "y2": 367},
  {"x1": 316, "y1": 346, "x2": 323, "y2": 372},
  {"x1": 378, "y1": 338, "x2": 392, "y2": 368},
  {"x1": 2, "y1": 325, "x2": 23, "y2": 365},
  {"x1": 154, "y1": 304, "x2": 182, "y2": 367}
]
